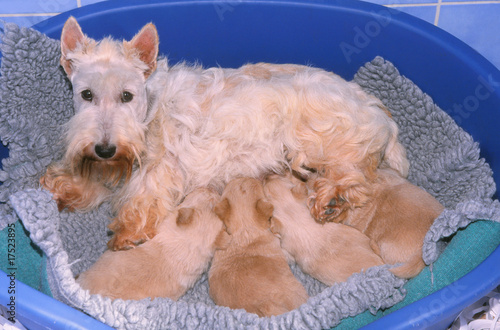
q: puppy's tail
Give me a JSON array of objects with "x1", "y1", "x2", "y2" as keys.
[{"x1": 389, "y1": 253, "x2": 425, "y2": 279}]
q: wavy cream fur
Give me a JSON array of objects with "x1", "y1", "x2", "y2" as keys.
[{"x1": 41, "y1": 18, "x2": 409, "y2": 250}]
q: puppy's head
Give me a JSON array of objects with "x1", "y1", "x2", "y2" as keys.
[
  {"x1": 59, "y1": 17, "x2": 159, "y2": 184},
  {"x1": 175, "y1": 187, "x2": 221, "y2": 228},
  {"x1": 263, "y1": 174, "x2": 311, "y2": 237},
  {"x1": 167, "y1": 188, "x2": 223, "y2": 250},
  {"x1": 264, "y1": 173, "x2": 308, "y2": 203},
  {"x1": 214, "y1": 178, "x2": 274, "y2": 235}
]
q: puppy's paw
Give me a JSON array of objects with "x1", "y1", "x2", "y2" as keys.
[{"x1": 107, "y1": 220, "x2": 156, "y2": 251}]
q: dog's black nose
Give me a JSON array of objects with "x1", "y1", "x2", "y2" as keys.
[{"x1": 95, "y1": 143, "x2": 117, "y2": 159}]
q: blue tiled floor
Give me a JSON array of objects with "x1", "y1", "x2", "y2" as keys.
[{"x1": 0, "y1": 0, "x2": 499, "y2": 69}]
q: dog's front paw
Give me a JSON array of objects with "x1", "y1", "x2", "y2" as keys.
[
  {"x1": 107, "y1": 234, "x2": 145, "y2": 251},
  {"x1": 107, "y1": 220, "x2": 156, "y2": 251},
  {"x1": 40, "y1": 171, "x2": 80, "y2": 212},
  {"x1": 323, "y1": 197, "x2": 347, "y2": 221},
  {"x1": 307, "y1": 178, "x2": 350, "y2": 223},
  {"x1": 308, "y1": 193, "x2": 347, "y2": 223},
  {"x1": 40, "y1": 165, "x2": 111, "y2": 212}
]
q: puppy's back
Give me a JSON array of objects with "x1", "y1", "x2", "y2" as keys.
[
  {"x1": 78, "y1": 188, "x2": 222, "y2": 300},
  {"x1": 264, "y1": 174, "x2": 383, "y2": 286},
  {"x1": 209, "y1": 244, "x2": 308, "y2": 316},
  {"x1": 209, "y1": 177, "x2": 308, "y2": 317},
  {"x1": 367, "y1": 169, "x2": 444, "y2": 278}
]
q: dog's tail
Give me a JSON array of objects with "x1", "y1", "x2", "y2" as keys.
[{"x1": 389, "y1": 253, "x2": 425, "y2": 279}]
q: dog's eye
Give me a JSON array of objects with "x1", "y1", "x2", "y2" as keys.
[
  {"x1": 121, "y1": 91, "x2": 134, "y2": 103},
  {"x1": 81, "y1": 89, "x2": 93, "y2": 101}
]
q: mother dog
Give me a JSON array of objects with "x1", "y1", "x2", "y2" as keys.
[{"x1": 41, "y1": 17, "x2": 409, "y2": 250}]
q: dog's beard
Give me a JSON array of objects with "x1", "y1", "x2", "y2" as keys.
[{"x1": 72, "y1": 146, "x2": 136, "y2": 186}]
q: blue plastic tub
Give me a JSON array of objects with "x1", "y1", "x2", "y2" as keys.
[{"x1": 1, "y1": 0, "x2": 499, "y2": 329}]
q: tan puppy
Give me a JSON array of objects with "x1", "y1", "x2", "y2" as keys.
[
  {"x1": 311, "y1": 168, "x2": 444, "y2": 278},
  {"x1": 208, "y1": 177, "x2": 309, "y2": 317},
  {"x1": 76, "y1": 188, "x2": 221, "y2": 300},
  {"x1": 264, "y1": 174, "x2": 384, "y2": 286}
]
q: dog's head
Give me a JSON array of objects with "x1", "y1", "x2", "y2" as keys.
[
  {"x1": 59, "y1": 17, "x2": 159, "y2": 184},
  {"x1": 263, "y1": 174, "x2": 311, "y2": 237},
  {"x1": 264, "y1": 173, "x2": 309, "y2": 203},
  {"x1": 214, "y1": 178, "x2": 274, "y2": 235}
]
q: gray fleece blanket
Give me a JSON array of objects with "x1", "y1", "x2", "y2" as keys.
[{"x1": 1, "y1": 23, "x2": 500, "y2": 329}]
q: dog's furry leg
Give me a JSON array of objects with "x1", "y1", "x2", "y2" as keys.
[
  {"x1": 107, "y1": 161, "x2": 182, "y2": 251},
  {"x1": 40, "y1": 163, "x2": 111, "y2": 211},
  {"x1": 107, "y1": 195, "x2": 167, "y2": 250}
]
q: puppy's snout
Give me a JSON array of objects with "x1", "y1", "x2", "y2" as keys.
[{"x1": 95, "y1": 143, "x2": 117, "y2": 159}]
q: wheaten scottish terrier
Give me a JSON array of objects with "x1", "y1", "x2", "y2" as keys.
[{"x1": 41, "y1": 17, "x2": 409, "y2": 250}]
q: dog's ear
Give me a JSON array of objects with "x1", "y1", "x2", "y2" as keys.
[
  {"x1": 60, "y1": 16, "x2": 87, "y2": 76},
  {"x1": 256, "y1": 199, "x2": 274, "y2": 220},
  {"x1": 214, "y1": 198, "x2": 230, "y2": 222},
  {"x1": 269, "y1": 217, "x2": 283, "y2": 239},
  {"x1": 291, "y1": 182, "x2": 308, "y2": 200},
  {"x1": 214, "y1": 230, "x2": 232, "y2": 250},
  {"x1": 176, "y1": 207, "x2": 195, "y2": 226},
  {"x1": 214, "y1": 198, "x2": 232, "y2": 234},
  {"x1": 127, "y1": 23, "x2": 159, "y2": 79}
]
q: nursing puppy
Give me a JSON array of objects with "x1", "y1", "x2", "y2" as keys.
[
  {"x1": 77, "y1": 188, "x2": 221, "y2": 300},
  {"x1": 41, "y1": 17, "x2": 409, "y2": 251},
  {"x1": 209, "y1": 177, "x2": 308, "y2": 317},
  {"x1": 310, "y1": 168, "x2": 444, "y2": 278},
  {"x1": 264, "y1": 174, "x2": 384, "y2": 286}
]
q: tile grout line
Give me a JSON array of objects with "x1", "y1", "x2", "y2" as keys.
[
  {"x1": 440, "y1": 0, "x2": 500, "y2": 4},
  {"x1": 0, "y1": 13, "x2": 59, "y2": 17},
  {"x1": 434, "y1": 0, "x2": 442, "y2": 25},
  {"x1": 386, "y1": 1, "x2": 500, "y2": 7},
  {"x1": 0, "y1": 0, "x2": 81, "y2": 17}
]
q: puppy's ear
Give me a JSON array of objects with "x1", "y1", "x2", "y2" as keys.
[
  {"x1": 269, "y1": 217, "x2": 283, "y2": 239},
  {"x1": 176, "y1": 208, "x2": 195, "y2": 226},
  {"x1": 127, "y1": 23, "x2": 159, "y2": 79},
  {"x1": 214, "y1": 230, "x2": 232, "y2": 250},
  {"x1": 214, "y1": 198, "x2": 230, "y2": 222},
  {"x1": 60, "y1": 16, "x2": 87, "y2": 76},
  {"x1": 214, "y1": 198, "x2": 233, "y2": 233},
  {"x1": 256, "y1": 199, "x2": 274, "y2": 219},
  {"x1": 291, "y1": 182, "x2": 308, "y2": 200}
]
